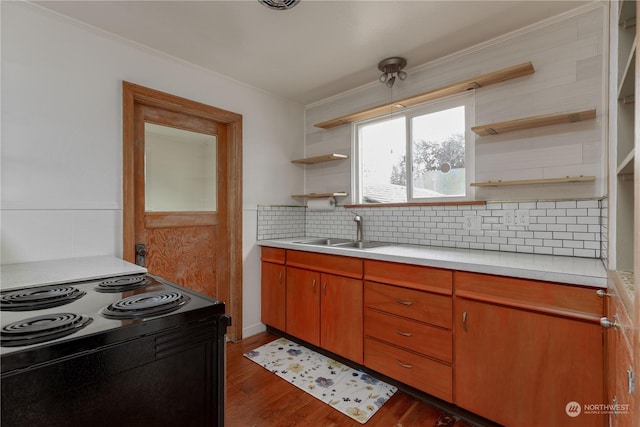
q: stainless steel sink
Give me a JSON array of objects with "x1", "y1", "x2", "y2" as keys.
[
  {"x1": 294, "y1": 238, "x2": 391, "y2": 249},
  {"x1": 294, "y1": 238, "x2": 353, "y2": 246},
  {"x1": 332, "y1": 241, "x2": 392, "y2": 249}
]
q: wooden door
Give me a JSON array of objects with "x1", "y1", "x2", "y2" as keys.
[
  {"x1": 134, "y1": 103, "x2": 224, "y2": 298},
  {"x1": 455, "y1": 298, "x2": 604, "y2": 427},
  {"x1": 123, "y1": 82, "x2": 243, "y2": 341},
  {"x1": 320, "y1": 273, "x2": 363, "y2": 363},
  {"x1": 286, "y1": 266, "x2": 320, "y2": 345},
  {"x1": 261, "y1": 261, "x2": 286, "y2": 331}
]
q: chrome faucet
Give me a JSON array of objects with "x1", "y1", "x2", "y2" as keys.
[{"x1": 352, "y1": 212, "x2": 363, "y2": 243}]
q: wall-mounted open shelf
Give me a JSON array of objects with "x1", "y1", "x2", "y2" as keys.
[
  {"x1": 471, "y1": 109, "x2": 596, "y2": 136},
  {"x1": 291, "y1": 153, "x2": 348, "y2": 164},
  {"x1": 617, "y1": 148, "x2": 635, "y2": 175},
  {"x1": 291, "y1": 192, "x2": 348, "y2": 198},
  {"x1": 314, "y1": 61, "x2": 535, "y2": 129},
  {"x1": 470, "y1": 175, "x2": 595, "y2": 188}
]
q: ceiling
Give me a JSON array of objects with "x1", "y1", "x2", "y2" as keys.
[{"x1": 34, "y1": 0, "x2": 591, "y2": 105}]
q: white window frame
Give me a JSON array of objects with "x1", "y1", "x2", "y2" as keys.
[{"x1": 352, "y1": 92, "x2": 475, "y2": 204}]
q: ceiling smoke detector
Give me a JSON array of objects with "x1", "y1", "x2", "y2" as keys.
[
  {"x1": 259, "y1": 0, "x2": 301, "y2": 11},
  {"x1": 378, "y1": 57, "x2": 408, "y2": 88}
]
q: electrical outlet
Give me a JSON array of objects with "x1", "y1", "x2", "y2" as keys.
[
  {"x1": 503, "y1": 210, "x2": 515, "y2": 226},
  {"x1": 515, "y1": 209, "x2": 530, "y2": 226},
  {"x1": 463, "y1": 215, "x2": 482, "y2": 231}
]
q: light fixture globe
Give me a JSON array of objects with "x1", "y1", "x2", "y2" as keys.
[{"x1": 377, "y1": 57, "x2": 407, "y2": 88}]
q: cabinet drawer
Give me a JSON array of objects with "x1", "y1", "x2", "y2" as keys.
[
  {"x1": 365, "y1": 260, "x2": 452, "y2": 295},
  {"x1": 365, "y1": 281, "x2": 452, "y2": 328},
  {"x1": 365, "y1": 337, "x2": 452, "y2": 402},
  {"x1": 287, "y1": 250, "x2": 363, "y2": 278},
  {"x1": 365, "y1": 309, "x2": 452, "y2": 363},
  {"x1": 261, "y1": 247, "x2": 286, "y2": 264},
  {"x1": 455, "y1": 271, "x2": 603, "y2": 321}
]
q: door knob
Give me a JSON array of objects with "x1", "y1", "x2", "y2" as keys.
[{"x1": 135, "y1": 243, "x2": 147, "y2": 267}]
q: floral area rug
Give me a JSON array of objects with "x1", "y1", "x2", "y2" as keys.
[{"x1": 244, "y1": 338, "x2": 398, "y2": 424}]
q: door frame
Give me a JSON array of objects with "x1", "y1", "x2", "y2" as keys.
[{"x1": 122, "y1": 81, "x2": 243, "y2": 341}]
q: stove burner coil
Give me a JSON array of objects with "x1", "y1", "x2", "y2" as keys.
[
  {"x1": 0, "y1": 285, "x2": 86, "y2": 311},
  {"x1": 95, "y1": 275, "x2": 149, "y2": 293},
  {"x1": 101, "y1": 290, "x2": 190, "y2": 320},
  {"x1": 0, "y1": 313, "x2": 93, "y2": 347}
]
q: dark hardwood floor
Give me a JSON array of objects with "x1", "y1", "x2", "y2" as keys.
[{"x1": 225, "y1": 331, "x2": 474, "y2": 427}]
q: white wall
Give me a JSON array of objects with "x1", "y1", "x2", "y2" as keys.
[
  {"x1": 304, "y1": 4, "x2": 607, "y2": 203},
  {"x1": 0, "y1": 2, "x2": 304, "y2": 338}
]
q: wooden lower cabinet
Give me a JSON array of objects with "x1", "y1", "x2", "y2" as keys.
[
  {"x1": 261, "y1": 248, "x2": 286, "y2": 331},
  {"x1": 261, "y1": 248, "x2": 608, "y2": 426},
  {"x1": 286, "y1": 262, "x2": 363, "y2": 363},
  {"x1": 286, "y1": 266, "x2": 320, "y2": 345},
  {"x1": 455, "y1": 272, "x2": 605, "y2": 427}
]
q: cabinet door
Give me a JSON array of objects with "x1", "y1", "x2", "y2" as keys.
[
  {"x1": 286, "y1": 266, "x2": 320, "y2": 346},
  {"x1": 320, "y1": 273, "x2": 363, "y2": 363},
  {"x1": 455, "y1": 298, "x2": 604, "y2": 427},
  {"x1": 261, "y1": 261, "x2": 286, "y2": 330}
]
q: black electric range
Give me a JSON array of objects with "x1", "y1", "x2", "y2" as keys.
[{"x1": 0, "y1": 273, "x2": 230, "y2": 427}]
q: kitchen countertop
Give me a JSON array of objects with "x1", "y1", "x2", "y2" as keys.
[
  {"x1": 259, "y1": 238, "x2": 607, "y2": 288},
  {"x1": 0, "y1": 256, "x2": 147, "y2": 290}
]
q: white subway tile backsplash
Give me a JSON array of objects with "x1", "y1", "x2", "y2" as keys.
[
  {"x1": 578, "y1": 200, "x2": 600, "y2": 208},
  {"x1": 256, "y1": 198, "x2": 605, "y2": 259}
]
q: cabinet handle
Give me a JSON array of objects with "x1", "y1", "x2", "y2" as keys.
[
  {"x1": 596, "y1": 289, "x2": 611, "y2": 297},
  {"x1": 395, "y1": 329, "x2": 412, "y2": 337},
  {"x1": 396, "y1": 299, "x2": 413, "y2": 306},
  {"x1": 600, "y1": 315, "x2": 620, "y2": 330},
  {"x1": 462, "y1": 311, "x2": 468, "y2": 332},
  {"x1": 312, "y1": 279, "x2": 316, "y2": 291},
  {"x1": 278, "y1": 272, "x2": 283, "y2": 283},
  {"x1": 323, "y1": 282, "x2": 327, "y2": 295},
  {"x1": 396, "y1": 360, "x2": 413, "y2": 369}
]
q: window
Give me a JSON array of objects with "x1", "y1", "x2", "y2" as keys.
[{"x1": 354, "y1": 94, "x2": 474, "y2": 204}]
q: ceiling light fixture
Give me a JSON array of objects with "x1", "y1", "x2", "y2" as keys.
[
  {"x1": 259, "y1": 0, "x2": 301, "y2": 10},
  {"x1": 378, "y1": 57, "x2": 407, "y2": 88}
]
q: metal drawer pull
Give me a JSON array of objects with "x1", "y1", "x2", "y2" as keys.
[
  {"x1": 396, "y1": 360, "x2": 413, "y2": 369},
  {"x1": 395, "y1": 329, "x2": 412, "y2": 337},
  {"x1": 396, "y1": 299, "x2": 413, "y2": 306}
]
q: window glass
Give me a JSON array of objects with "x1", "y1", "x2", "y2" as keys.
[
  {"x1": 411, "y1": 106, "x2": 465, "y2": 198},
  {"x1": 359, "y1": 117, "x2": 406, "y2": 203},
  {"x1": 355, "y1": 95, "x2": 472, "y2": 204},
  {"x1": 145, "y1": 123, "x2": 217, "y2": 212}
]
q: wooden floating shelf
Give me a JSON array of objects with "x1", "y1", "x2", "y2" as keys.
[
  {"x1": 314, "y1": 61, "x2": 535, "y2": 129},
  {"x1": 291, "y1": 153, "x2": 348, "y2": 164},
  {"x1": 291, "y1": 192, "x2": 348, "y2": 198},
  {"x1": 471, "y1": 109, "x2": 596, "y2": 136},
  {"x1": 471, "y1": 176, "x2": 596, "y2": 187}
]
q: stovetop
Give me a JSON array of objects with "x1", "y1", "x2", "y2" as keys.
[{"x1": 0, "y1": 273, "x2": 224, "y2": 361}]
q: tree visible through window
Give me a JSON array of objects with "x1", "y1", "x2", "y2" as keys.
[{"x1": 356, "y1": 96, "x2": 472, "y2": 203}]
